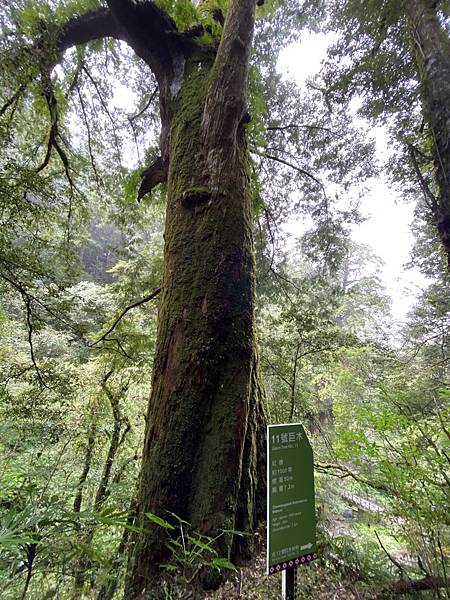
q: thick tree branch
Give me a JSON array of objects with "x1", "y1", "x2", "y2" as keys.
[
  {"x1": 57, "y1": 7, "x2": 125, "y2": 53},
  {"x1": 105, "y1": 0, "x2": 179, "y2": 79},
  {"x1": 46, "y1": 3, "x2": 183, "y2": 93}
]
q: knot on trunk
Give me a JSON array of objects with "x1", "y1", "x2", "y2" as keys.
[{"x1": 180, "y1": 187, "x2": 211, "y2": 209}]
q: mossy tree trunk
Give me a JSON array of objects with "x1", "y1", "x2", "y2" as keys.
[
  {"x1": 41, "y1": 1, "x2": 267, "y2": 595},
  {"x1": 125, "y1": 2, "x2": 267, "y2": 595},
  {"x1": 407, "y1": 0, "x2": 450, "y2": 267},
  {"x1": 91, "y1": 0, "x2": 267, "y2": 597}
]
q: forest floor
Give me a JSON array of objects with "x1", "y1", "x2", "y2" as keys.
[
  {"x1": 205, "y1": 550, "x2": 363, "y2": 600},
  {"x1": 201, "y1": 530, "x2": 370, "y2": 600}
]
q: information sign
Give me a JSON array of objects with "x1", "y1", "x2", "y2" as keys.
[{"x1": 267, "y1": 423, "x2": 317, "y2": 575}]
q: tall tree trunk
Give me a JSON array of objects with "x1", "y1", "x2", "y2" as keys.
[
  {"x1": 12, "y1": 1, "x2": 267, "y2": 595},
  {"x1": 125, "y1": 1, "x2": 267, "y2": 597},
  {"x1": 407, "y1": 0, "x2": 450, "y2": 267}
]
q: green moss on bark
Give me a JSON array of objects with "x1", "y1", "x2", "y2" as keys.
[
  {"x1": 168, "y1": 56, "x2": 212, "y2": 203},
  {"x1": 126, "y1": 38, "x2": 266, "y2": 600}
]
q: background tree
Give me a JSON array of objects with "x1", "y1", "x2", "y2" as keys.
[{"x1": 304, "y1": 0, "x2": 450, "y2": 269}]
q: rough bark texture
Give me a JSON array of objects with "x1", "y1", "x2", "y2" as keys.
[
  {"x1": 406, "y1": 0, "x2": 450, "y2": 267},
  {"x1": 122, "y1": 1, "x2": 267, "y2": 598},
  {"x1": 42, "y1": 1, "x2": 266, "y2": 596}
]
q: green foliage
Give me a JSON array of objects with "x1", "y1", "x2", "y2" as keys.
[
  {"x1": 305, "y1": 0, "x2": 449, "y2": 268},
  {"x1": 0, "y1": 0, "x2": 449, "y2": 598},
  {"x1": 145, "y1": 511, "x2": 238, "y2": 587}
]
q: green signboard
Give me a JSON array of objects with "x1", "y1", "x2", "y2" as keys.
[{"x1": 267, "y1": 423, "x2": 317, "y2": 575}]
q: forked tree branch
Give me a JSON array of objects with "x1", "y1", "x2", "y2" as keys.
[
  {"x1": 0, "y1": 85, "x2": 25, "y2": 117},
  {"x1": 202, "y1": 0, "x2": 257, "y2": 167},
  {"x1": 128, "y1": 87, "x2": 158, "y2": 123}
]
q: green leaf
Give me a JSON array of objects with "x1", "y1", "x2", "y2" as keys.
[
  {"x1": 187, "y1": 536, "x2": 215, "y2": 553},
  {"x1": 166, "y1": 511, "x2": 190, "y2": 526},
  {"x1": 219, "y1": 528, "x2": 249, "y2": 537},
  {"x1": 160, "y1": 563, "x2": 178, "y2": 571},
  {"x1": 211, "y1": 557, "x2": 237, "y2": 571},
  {"x1": 145, "y1": 512, "x2": 175, "y2": 530}
]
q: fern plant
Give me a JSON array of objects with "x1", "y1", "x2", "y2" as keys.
[{"x1": 145, "y1": 511, "x2": 239, "y2": 586}]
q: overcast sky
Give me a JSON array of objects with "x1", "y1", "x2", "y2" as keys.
[{"x1": 278, "y1": 32, "x2": 430, "y2": 323}]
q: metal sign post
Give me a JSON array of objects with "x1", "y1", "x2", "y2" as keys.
[
  {"x1": 266, "y1": 423, "x2": 317, "y2": 598},
  {"x1": 282, "y1": 567, "x2": 295, "y2": 600}
]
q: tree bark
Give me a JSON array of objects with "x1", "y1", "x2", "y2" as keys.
[
  {"x1": 406, "y1": 0, "x2": 450, "y2": 267},
  {"x1": 123, "y1": 0, "x2": 267, "y2": 597}
]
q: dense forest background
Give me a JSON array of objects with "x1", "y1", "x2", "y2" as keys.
[{"x1": 0, "y1": 0, "x2": 449, "y2": 598}]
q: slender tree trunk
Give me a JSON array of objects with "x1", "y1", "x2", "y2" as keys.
[
  {"x1": 289, "y1": 341, "x2": 301, "y2": 421},
  {"x1": 125, "y1": 1, "x2": 267, "y2": 596},
  {"x1": 97, "y1": 500, "x2": 137, "y2": 600},
  {"x1": 73, "y1": 407, "x2": 97, "y2": 514},
  {"x1": 19, "y1": 544, "x2": 37, "y2": 600},
  {"x1": 406, "y1": 0, "x2": 450, "y2": 267},
  {"x1": 73, "y1": 376, "x2": 127, "y2": 595}
]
